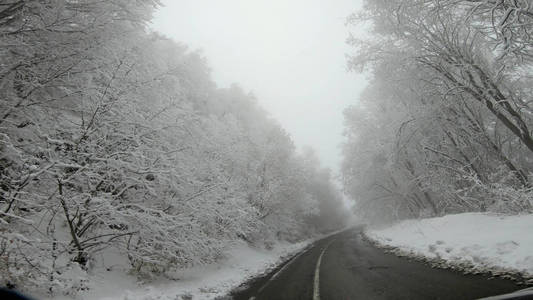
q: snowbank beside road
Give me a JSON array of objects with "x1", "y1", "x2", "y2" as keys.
[
  {"x1": 47, "y1": 240, "x2": 310, "y2": 300},
  {"x1": 366, "y1": 213, "x2": 533, "y2": 281}
]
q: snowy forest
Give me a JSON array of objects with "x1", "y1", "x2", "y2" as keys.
[
  {"x1": 0, "y1": 1, "x2": 347, "y2": 295},
  {"x1": 5, "y1": 0, "x2": 533, "y2": 298},
  {"x1": 342, "y1": 0, "x2": 533, "y2": 221}
]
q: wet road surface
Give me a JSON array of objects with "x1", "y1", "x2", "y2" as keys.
[{"x1": 230, "y1": 228, "x2": 526, "y2": 300}]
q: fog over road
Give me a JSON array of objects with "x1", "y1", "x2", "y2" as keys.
[{"x1": 230, "y1": 228, "x2": 522, "y2": 300}]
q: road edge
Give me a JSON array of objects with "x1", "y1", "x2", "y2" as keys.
[
  {"x1": 220, "y1": 241, "x2": 316, "y2": 299},
  {"x1": 361, "y1": 230, "x2": 533, "y2": 286},
  {"x1": 224, "y1": 230, "x2": 348, "y2": 300}
]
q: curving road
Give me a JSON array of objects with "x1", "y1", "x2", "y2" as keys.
[{"x1": 229, "y1": 228, "x2": 526, "y2": 300}]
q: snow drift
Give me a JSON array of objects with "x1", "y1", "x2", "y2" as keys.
[{"x1": 366, "y1": 213, "x2": 533, "y2": 282}]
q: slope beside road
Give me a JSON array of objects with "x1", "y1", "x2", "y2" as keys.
[{"x1": 366, "y1": 213, "x2": 533, "y2": 281}]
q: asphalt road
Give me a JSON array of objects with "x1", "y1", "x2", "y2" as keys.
[{"x1": 229, "y1": 228, "x2": 527, "y2": 300}]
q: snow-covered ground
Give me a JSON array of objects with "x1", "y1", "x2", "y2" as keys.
[
  {"x1": 365, "y1": 213, "x2": 533, "y2": 281},
  {"x1": 45, "y1": 240, "x2": 311, "y2": 300}
]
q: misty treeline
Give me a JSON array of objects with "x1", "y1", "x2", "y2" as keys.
[
  {"x1": 0, "y1": 0, "x2": 346, "y2": 293},
  {"x1": 342, "y1": 0, "x2": 533, "y2": 222}
]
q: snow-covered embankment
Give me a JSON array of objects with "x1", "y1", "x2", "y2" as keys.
[
  {"x1": 48, "y1": 241, "x2": 310, "y2": 300},
  {"x1": 365, "y1": 213, "x2": 533, "y2": 283}
]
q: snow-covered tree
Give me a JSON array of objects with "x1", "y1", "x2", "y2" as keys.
[
  {"x1": 343, "y1": 0, "x2": 533, "y2": 223},
  {"x1": 0, "y1": 1, "x2": 346, "y2": 294}
]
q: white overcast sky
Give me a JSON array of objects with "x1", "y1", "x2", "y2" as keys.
[{"x1": 151, "y1": 0, "x2": 366, "y2": 173}]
